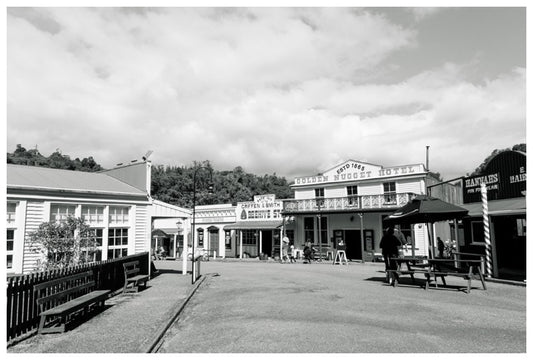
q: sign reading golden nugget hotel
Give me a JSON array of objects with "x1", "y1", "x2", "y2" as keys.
[{"x1": 294, "y1": 160, "x2": 426, "y2": 185}]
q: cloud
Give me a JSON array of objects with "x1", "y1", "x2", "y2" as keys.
[
  {"x1": 408, "y1": 7, "x2": 443, "y2": 22},
  {"x1": 6, "y1": 7, "x2": 526, "y2": 182}
]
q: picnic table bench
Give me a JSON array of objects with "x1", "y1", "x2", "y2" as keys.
[
  {"x1": 426, "y1": 258, "x2": 486, "y2": 293},
  {"x1": 34, "y1": 270, "x2": 111, "y2": 334},
  {"x1": 123, "y1": 260, "x2": 149, "y2": 293},
  {"x1": 386, "y1": 256, "x2": 430, "y2": 285},
  {"x1": 388, "y1": 255, "x2": 487, "y2": 293}
]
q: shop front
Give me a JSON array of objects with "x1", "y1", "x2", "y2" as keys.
[
  {"x1": 460, "y1": 150, "x2": 526, "y2": 281},
  {"x1": 224, "y1": 194, "x2": 284, "y2": 258}
]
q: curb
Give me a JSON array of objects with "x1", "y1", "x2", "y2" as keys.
[
  {"x1": 485, "y1": 277, "x2": 526, "y2": 287},
  {"x1": 143, "y1": 273, "x2": 212, "y2": 353}
]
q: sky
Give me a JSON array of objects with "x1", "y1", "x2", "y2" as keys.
[{"x1": 5, "y1": 4, "x2": 527, "y2": 182}]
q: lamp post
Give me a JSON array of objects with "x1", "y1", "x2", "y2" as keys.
[
  {"x1": 317, "y1": 198, "x2": 322, "y2": 261},
  {"x1": 191, "y1": 165, "x2": 213, "y2": 284},
  {"x1": 176, "y1": 219, "x2": 187, "y2": 275}
]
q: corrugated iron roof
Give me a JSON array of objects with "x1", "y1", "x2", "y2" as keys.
[
  {"x1": 462, "y1": 198, "x2": 526, "y2": 217},
  {"x1": 7, "y1": 164, "x2": 147, "y2": 196}
]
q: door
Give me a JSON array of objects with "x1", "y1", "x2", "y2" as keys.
[
  {"x1": 494, "y1": 215, "x2": 526, "y2": 281},
  {"x1": 345, "y1": 230, "x2": 362, "y2": 260},
  {"x1": 262, "y1": 230, "x2": 273, "y2": 257},
  {"x1": 209, "y1": 228, "x2": 219, "y2": 257}
]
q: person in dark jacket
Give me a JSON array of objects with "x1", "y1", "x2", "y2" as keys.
[
  {"x1": 437, "y1": 237, "x2": 445, "y2": 258},
  {"x1": 380, "y1": 227, "x2": 402, "y2": 283}
]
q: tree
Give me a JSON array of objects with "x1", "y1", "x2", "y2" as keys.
[
  {"x1": 28, "y1": 217, "x2": 99, "y2": 270},
  {"x1": 150, "y1": 162, "x2": 294, "y2": 207},
  {"x1": 7, "y1": 145, "x2": 103, "y2": 171},
  {"x1": 470, "y1": 143, "x2": 526, "y2": 176}
]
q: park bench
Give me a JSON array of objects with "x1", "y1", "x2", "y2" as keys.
[
  {"x1": 425, "y1": 258, "x2": 487, "y2": 293},
  {"x1": 34, "y1": 270, "x2": 111, "y2": 334},
  {"x1": 123, "y1": 260, "x2": 149, "y2": 293}
]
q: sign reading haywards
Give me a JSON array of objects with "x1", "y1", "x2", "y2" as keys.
[{"x1": 462, "y1": 150, "x2": 526, "y2": 203}]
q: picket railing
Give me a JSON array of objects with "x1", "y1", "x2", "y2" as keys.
[{"x1": 6, "y1": 252, "x2": 150, "y2": 343}]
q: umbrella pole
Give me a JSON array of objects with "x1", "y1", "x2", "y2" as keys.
[
  {"x1": 411, "y1": 225, "x2": 415, "y2": 258},
  {"x1": 426, "y1": 223, "x2": 434, "y2": 260}
]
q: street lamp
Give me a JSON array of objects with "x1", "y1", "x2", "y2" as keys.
[
  {"x1": 191, "y1": 165, "x2": 214, "y2": 284},
  {"x1": 317, "y1": 198, "x2": 323, "y2": 261}
]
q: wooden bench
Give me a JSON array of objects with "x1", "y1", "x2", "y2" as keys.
[
  {"x1": 123, "y1": 260, "x2": 149, "y2": 293},
  {"x1": 34, "y1": 270, "x2": 111, "y2": 334},
  {"x1": 426, "y1": 258, "x2": 487, "y2": 293}
]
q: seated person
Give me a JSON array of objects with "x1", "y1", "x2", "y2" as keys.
[{"x1": 303, "y1": 242, "x2": 316, "y2": 263}]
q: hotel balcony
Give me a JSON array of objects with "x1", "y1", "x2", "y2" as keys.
[{"x1": 282, "y1": 193, "x2": 417, "y2": 214}]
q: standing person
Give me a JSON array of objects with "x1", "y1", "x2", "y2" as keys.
[
  {"x1": 380, "y1": 227, "x2": 402, "y2": 284},
  {"x1": 437, "y1": 237, "x2": 445, "y2": 258},
  {"x1": 288, "y1": 244, "x2": 296, "y2": 263},
  {"x1": 281, "y1": 236, "x2": 290, "y2": 262}
]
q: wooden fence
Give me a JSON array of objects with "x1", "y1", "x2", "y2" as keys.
[{"x1": 6, "y1": 252, "x2": 150, "y2": 343}]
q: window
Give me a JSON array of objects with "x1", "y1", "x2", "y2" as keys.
[
  {"x1": 225, "y1": 231, "x2": 232, "y2": 249},
  {"x1": 470, "y1": 221, "x2": 485, "y2": 244},
  {"x1": 304, "y1": 217, "x2": 315, "y2": 243},
  {"x1": 318, "y1": 216, "x2": 328, "y2": 245},
  {"x1": 315, "y1": 188, "x2": 325, "y2": 198},
  {"x1": 82, "y1": 206, "x2": 104, "y2": 226},
  {"x1": 242, "y1": 230, "x2": 257, "y2": 245},
  {"x1": 108, "y1": 228, "x2": 128, "y2": 259},
  {"x1": 516, "y1": 218, "x2": 526, "y2": 237},
  {"x1": 83, "y1": 228, "x2": 103, "y2": 262},
  {"x1": 7, "y1": 202, "x2": 16, "y2": 224},
  {"x1": 383, "y1": 182, "x2": 397, "y2": 204},
  {"x1": 347, "y1": 185, "x2": 358, "y2": 196},
  {"x1": 197, "y1": 228, "x2": 204, "y2": 247},
  {"x1": 109, "y1": 206, "x2": 129, "y2": 225},
  {"x1": 347, "y1": 185, "x2": 359, "y2": 206},
  {"x1": 50, "y1": 204, "x2": 76, "y2": 222},
  {"x1": 7, "y1": 229, "x2": 14, "y2": 269},
  {"x1": 7, "y1": 202, "x2": 17, "y2": 270}
]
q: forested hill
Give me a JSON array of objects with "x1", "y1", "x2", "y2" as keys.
[
  {"x1": 6, "y1": 145, "x2": 294, "y2": 207},
  {"x1": 7, "y1": 144, "x2": 103, "y2": 172},
  {"x1": 7, "y1": 143, "x2": 525, "y2": 207}
]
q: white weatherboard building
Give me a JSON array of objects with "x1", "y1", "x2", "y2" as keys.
[
  {"x1": 6, "y1": 161, "x2": 191, "y2": 275},
  {"x1": 282, "y1": 159, "x2": 442, "y2": 260}
]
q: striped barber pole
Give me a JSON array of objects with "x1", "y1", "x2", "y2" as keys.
[{"x1": 481, "y1": 183, "x2": 493, "y2": 277}]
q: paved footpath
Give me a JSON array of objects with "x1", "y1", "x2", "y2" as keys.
[
  {"x1": 7, "y1": 260, "x2": 197, "y2": 353},
  {"x1": 7, "y1": 258, "x2": 527, "y2": 354}
]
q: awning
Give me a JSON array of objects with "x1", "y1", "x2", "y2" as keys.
[
  {"x1": 152, "y1": 229, "x2": 169, "y2": 238},
  {"x1": 462, "y1": 198, "x2": 526, "y2": 217},
  {"x1": 223, "y1": 220, "x2": 283, "y2": 230},
  {"x1": 152, "y1": 228, "x2": 181, "y2": 237}
]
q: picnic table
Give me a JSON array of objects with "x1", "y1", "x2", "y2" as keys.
[{"x1": 388, "y1": 254, "x2": 487, "y2": 293}]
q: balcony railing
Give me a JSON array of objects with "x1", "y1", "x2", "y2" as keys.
[{"x1": 282, "y1": 193, "x2": 417, "y2": 213}]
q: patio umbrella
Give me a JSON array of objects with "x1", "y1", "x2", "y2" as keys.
[{"x1": 384, "y1": 195, "x2": 468, "y2": 258}]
